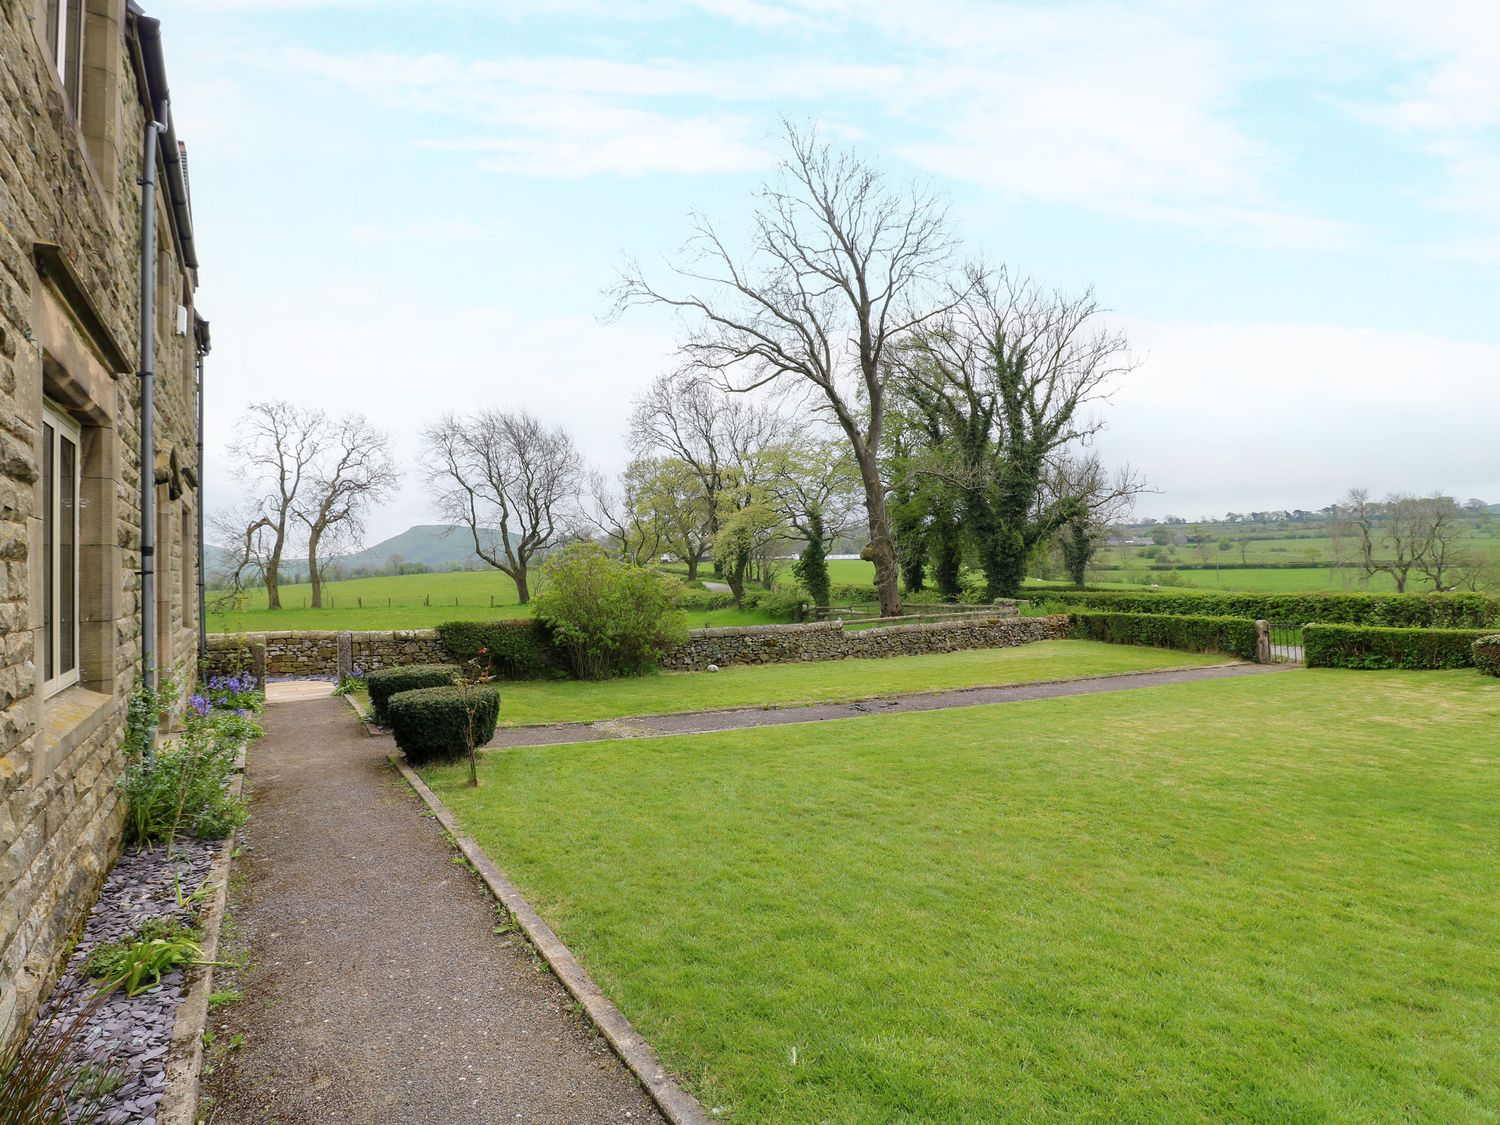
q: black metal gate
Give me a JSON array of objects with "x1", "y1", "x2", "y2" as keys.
[{"x1": 1267, "y1": 622, "x2": 1303, "y2": 664}]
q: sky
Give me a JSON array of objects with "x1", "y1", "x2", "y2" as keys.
[{"x1": 147, "y1": 0, "x2": 1500, "y2": 541}]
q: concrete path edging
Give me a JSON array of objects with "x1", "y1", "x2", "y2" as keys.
[
  {"x1": 390, "y1": 756, "x2": 711, "y2": 1125},
  {"x1": 157, "y1": 747, "x2": 247, "y2": 1125}
]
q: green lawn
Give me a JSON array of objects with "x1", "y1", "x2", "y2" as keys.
[
  {"x1": 487, "y1": 640, "x2": 1225, "y2": 725},
  {"x1": 424, "y1": 669, "x2": 1500, "y2": 1122}
]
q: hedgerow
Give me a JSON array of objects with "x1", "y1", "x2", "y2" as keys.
[
  {"x1": 435, "y1": 619, "x2": 559, "y2": 680},
  {"x1": 1474, "y1": 636, "x2": 1500, "y2": 677},
  {"x1": 1302, "y1": 624, "x2": 1492, "y2": 670},
  {"x1": 1070, "y1": 612, "x2": 1260, "y2": 660},
  {"x1": 1032, "y1": 589, "x2": 1500, "y2": 629}
]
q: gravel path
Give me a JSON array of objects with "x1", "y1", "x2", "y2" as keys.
[
  {"x1": 200, "y1": 695, "x2": 662, "y2": 1124},
  {"x1": 484, "y1": 661, "x2": 1291, "y2": 749}
]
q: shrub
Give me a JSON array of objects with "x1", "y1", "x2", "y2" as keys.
[
  {"x1": 435, "y1": 620, "x2": 558, "y2": 680},
  {"x1": 1071, "y1": 612, "x2": 1260, "y2": 661},
  {"x1": 533, "y1": 543, "x2": 688, "y2": 679},
  {"x1": 1475, "y1": 635, "x2": 1500, "y2": 677},
  {"x1": 387, "y1": 684, "x2": 501, "y2": 765},
  {"x1": 1032, "y1": 589, "x2": 1500, "y2": 629},
  {"x1": 755, "y1": 590, "x2": 810, "y2": 621},
  {"x1": 366, "y1": 663, "x2": 461, "y2": 721},
  {"x1": 1303, "y1": 624, "x2": 1491, "y2": 670},
  {"x1": 120, "y1": 720, "x2": 247, "y2": 844},
  {"x1": 675, "y1": 587, "x2": 737, "y2": 612}
]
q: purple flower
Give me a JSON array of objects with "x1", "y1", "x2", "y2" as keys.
[{"x1": 188, "y1": 693, "x2": 211, "y2": 716}]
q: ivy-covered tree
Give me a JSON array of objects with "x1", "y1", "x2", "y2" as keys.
[{"x1": 895, "y1": 268, "x2": 1134, "y2": 598}]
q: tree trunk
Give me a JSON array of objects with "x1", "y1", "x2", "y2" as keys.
[
  {"x1": 856, "y1": 455, "x2": 902, "y2": 617},
  {"x1": 308, "y1": 528, "x2": 323, "y2": 608},
  {"x1": 265, "y1": 553, "x2": 282, "y2": 609},
  {"x1": 513, "y1": 567, "x2": 530, "y2": 605},
  {"x1": 685, "y1": 554, "x2": 699, "y2": 582}
]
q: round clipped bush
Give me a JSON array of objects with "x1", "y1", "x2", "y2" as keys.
[
  {"x1": 1475, "y1": 635, "x2": 1500, "y2": 678},
  {"x1": 365, "y1": 664, "x2": 460, "y2": 722},
  {"x1": 387, "y1": 684, "x2": 501, "y2": 765}
]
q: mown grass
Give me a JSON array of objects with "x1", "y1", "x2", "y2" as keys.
[
  {"x1": 485, "y1": 640, "x2": 1225, "y2": 726},
  {"x1": 425, "y1": 669, "x2": 1500, "y2": 1123}
]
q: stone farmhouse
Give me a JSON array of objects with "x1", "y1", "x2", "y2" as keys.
[{"x1": 0, "y1": 1, "x2": 206, "y2": 1048}]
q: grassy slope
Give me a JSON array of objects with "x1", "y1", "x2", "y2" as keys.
[
  {"x1": 490, "y1": 640, "x2": 1226, "y2": 725},
  {"x1": 426, "y1": 670, "x2": 1500, "y2": 1123}
]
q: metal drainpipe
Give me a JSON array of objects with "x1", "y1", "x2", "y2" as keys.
[
  {"x1": 196, "y1": 346, "x2": 206, "y2": 670},
  {"x1": 140, "y1": 116, "x2": 165, "y2": 756}
]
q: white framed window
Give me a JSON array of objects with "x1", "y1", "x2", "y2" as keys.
[
  {"x1": 43, "y1": 0, "x2": 86, "y2": 115},
  {"x1": 42, "y1": 403, "x2": 81, "y2": 697}
]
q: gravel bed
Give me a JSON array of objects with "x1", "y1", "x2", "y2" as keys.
[{"x1": 32, "y1": 839, "x2": 220, "y2": 1125}]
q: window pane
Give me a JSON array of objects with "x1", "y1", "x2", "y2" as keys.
[
  {"x1": 45, "y1": 0, "x2": 62, "y2": 68},
  {"x1": 60, "y1": 433, "x2": 77, "y2": 676},
  {"x1": 43, "y1": 422, "x2": 55, "y2": 682}
]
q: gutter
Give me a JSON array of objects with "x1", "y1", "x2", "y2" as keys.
[{"x1": 127, "y1": 3, "x2": 198, "y2": 271}]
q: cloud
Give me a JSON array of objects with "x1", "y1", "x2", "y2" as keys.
[{"x1": 1098, "y1": 318, "x2": 1500, "y2": 515}]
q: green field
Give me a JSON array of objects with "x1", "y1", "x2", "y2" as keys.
[
  {"x1": 425, "y1": 669, "x2": 1500, "y2": 1122},
  {"x1": 206, "y1": 569, "x2": 778, "y2": 633},
  {"x1": 481, "y1": 640, "x2": 1224, "y2": 726}
]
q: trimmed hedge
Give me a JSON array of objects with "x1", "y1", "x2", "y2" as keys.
[
  {"x1": 387, "y1": 684, "x2": 501, "y2": 765},
  {"x1": 1034, "y1": 589, "x2": 1500, "y2": 629},
  {"x1": 1475, "y1": 636, "x2": 1500, "y2": 677},
  {"x1": 366, "y1": 663, "x2": 460, "y2": 721},
  {"x1": 1071, "y1": 612, "x2": 1260, "y2": 661},
  {"x1": 435, "y1": 619, "x2": 559, "y2": 680},
  {"x1": 1303, "y1": 624, "x2": 1493, "y2": 670}
]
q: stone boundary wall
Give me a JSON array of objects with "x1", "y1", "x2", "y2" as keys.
[
  {"x1": 204, "y1": 631, "x2": 449, "y2": 681},
  {"x1": 207, "y1": 615, "x2": 1071, "y2": 680}
]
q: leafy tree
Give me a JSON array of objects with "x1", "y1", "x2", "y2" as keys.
[{"x1": 792, "y1": 509, "x2": 831, "y2": 611}]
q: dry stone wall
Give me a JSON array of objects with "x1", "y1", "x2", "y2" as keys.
[{"x1": 207, "y1": 615, "x2": 1071, "y2": 681}]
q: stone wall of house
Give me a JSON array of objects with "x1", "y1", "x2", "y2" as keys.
[
  {"x1": 1, "y1": 2, "x2": 203, "y2": 1049},
  {"x1": 206, "y1": 615, "x2": 1072, "y2": 681}
]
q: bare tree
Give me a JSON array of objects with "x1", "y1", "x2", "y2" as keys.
[
  {"x1": 423, "y1": 410, "x2": 582, "y2": 604},
  {"x1": 615, "y1": 124, "x2": 961, "y2": 617},
  {"x1": 1342, "y1": 489, "x2": 1461, "y2": 593},
  {"x1": 228, "y1": 401, "x2": 325, "y2": 609},
  {"x1": 581, "y1": 461, "x2": 666, "y2": 567},
  {"x1": 208, "y1": 501, "x2": 274, "y2": 611},
  {"x1": 295, "y1": 415, "x2": 400, "y2": 608},
  {"x1": 629, "y1": 371, "x2": 792, "y2": 568},
  {"x1": 1413, "y1": 495, "x2": 1467, "y2": 591}
]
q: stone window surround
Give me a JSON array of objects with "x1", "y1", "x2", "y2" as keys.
[{"x1": 40, "y1": 400, "x2": 82, "y2": 698}]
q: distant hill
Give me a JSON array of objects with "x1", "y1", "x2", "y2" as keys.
[
  {"x1": 206, "y1": 524, "x2": 501, "y2": 585},
  {"x1": 336, "y1": 524, "x2": 498, "y2": 572}
]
